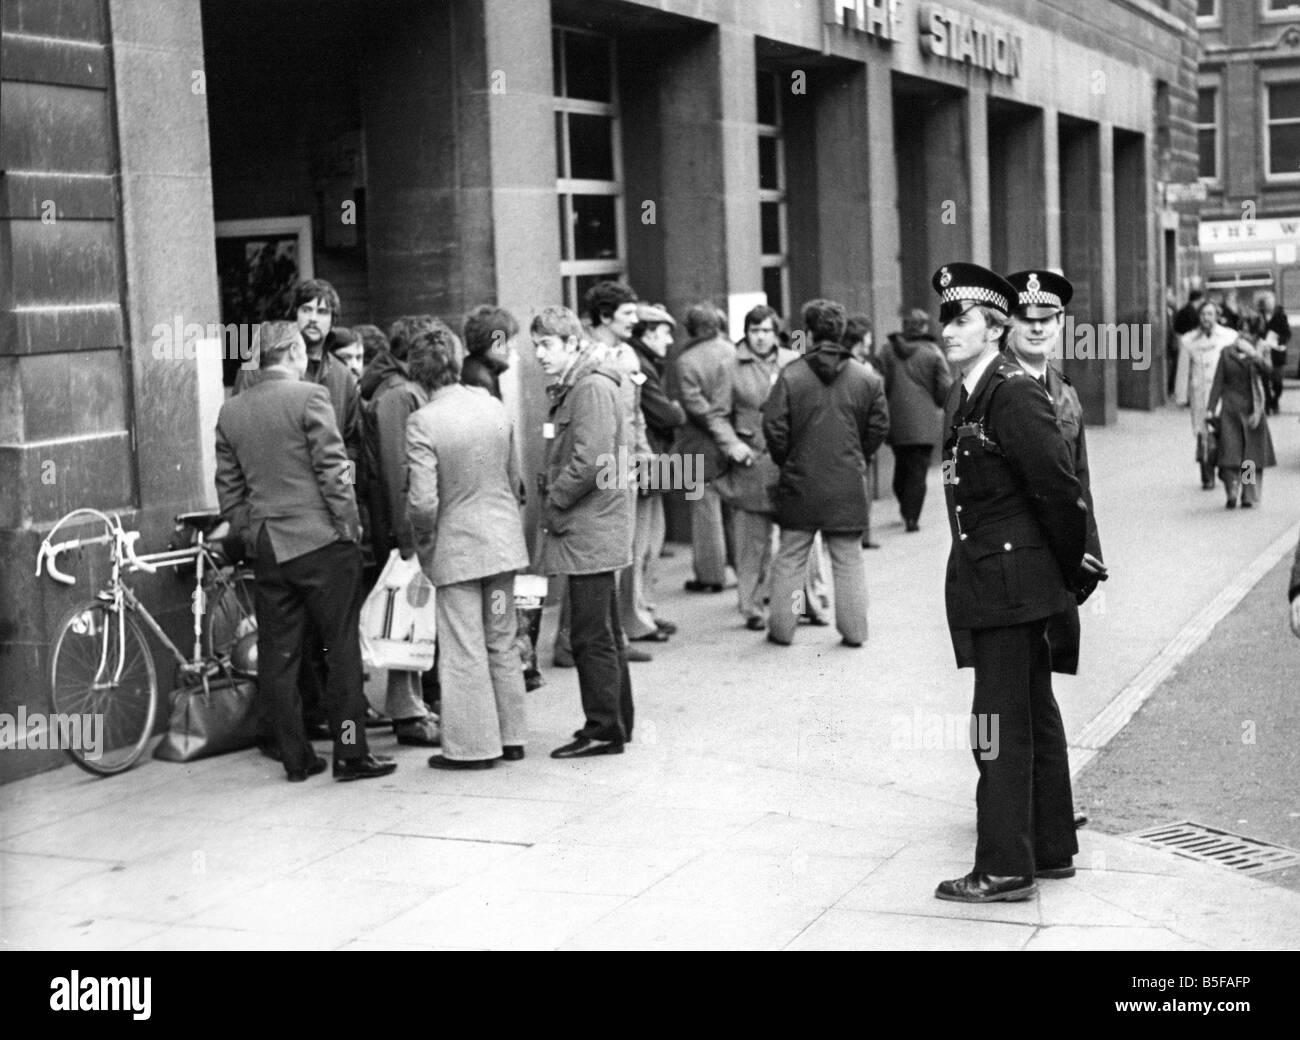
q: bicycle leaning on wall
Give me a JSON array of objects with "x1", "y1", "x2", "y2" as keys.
[{"x1": 35, "y1": 508, "x2": 256, "y2": 776}]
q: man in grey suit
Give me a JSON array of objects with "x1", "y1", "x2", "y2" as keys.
[{"x1": 215, "y1": 320, "x2": 397, "y2": 783}]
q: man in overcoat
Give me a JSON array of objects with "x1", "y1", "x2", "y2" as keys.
[{"x1": 930, "y1": 263, "x2": 1100, "y2": 902}]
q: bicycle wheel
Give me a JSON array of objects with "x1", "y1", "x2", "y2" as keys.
[
  {"x1": 49, "y1": 601, "x2": 158, "y2": 776},
  {"x1": 204, "y1": 569, "x2": 256, "y2": 661}
]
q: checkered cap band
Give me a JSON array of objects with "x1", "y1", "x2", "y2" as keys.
[
  {"x1": 1017, "y1": 290, "x2": 1063, "y2": 308},
  {"x1": 939, "y1": 285, "x2": 1010, "y2": 314}
]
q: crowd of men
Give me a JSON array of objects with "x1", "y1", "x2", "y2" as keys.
[{"x1": 214, "y1": 264, "x2": 1110, "y2": 902}]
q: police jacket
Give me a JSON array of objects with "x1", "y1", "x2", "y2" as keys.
[{"x1": 941, "y1": 353, "x2": 1089, "y2": 666}]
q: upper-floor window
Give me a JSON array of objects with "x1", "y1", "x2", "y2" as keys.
[
  {"x1": 1266, "y1": 81, "x2": 1300, "y2": 178},
  {"x1": 1265, "y1": 1, "x2": 1300, "y2": 19},
  {"x1": 554, "y1": 27, "x2": 624, "y2": 311},
  {"x1": 756, "y1": 69, "x2": 788, "y2": 319},
  {"x1": 1197, "y1": 0, "x2": 1217, "y2": 22},
  {"x1": 1197, "y1": 85, "x2": 1219, "y2": 181}
]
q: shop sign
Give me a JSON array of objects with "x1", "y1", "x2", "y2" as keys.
[
  {"x1": 918, "y1": 3, "x2": 1024, "y2": 78},
  {"x1": 823, "y1": 0, "x2": 898, "y2": 42}
]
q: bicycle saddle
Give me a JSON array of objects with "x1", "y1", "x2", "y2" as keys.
[{"x1": 175, "y1": 510, "x2": 225, "y2": 535}]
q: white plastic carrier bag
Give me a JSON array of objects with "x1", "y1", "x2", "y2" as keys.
[{"x1": 359, "y1": 549, "x2": 437, "y2": 671}]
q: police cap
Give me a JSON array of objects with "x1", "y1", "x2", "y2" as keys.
[
  {"x1": 931, "y1": 262, "x2": 1017, "y2": 325},
  {"x1": 1005, "y1": 269, "x2": 1073, "y2": 320}
]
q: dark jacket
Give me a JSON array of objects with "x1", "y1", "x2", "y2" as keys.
[
  {"x1": 536, "y1": 347, "x2": 634, "y2": 576},
  {"x1": 630, "y1": 337, "x2": 685, "y2": 455},
  {"x1": 356, "y1": 350, "x2": 430, "y2": 556},
  {"x1": 941, "y1": 355, "x2": 1090, "y2": 667},
  {"x1": 234, "y1": 340, "x2": 360, "y2": 463},
  {"x1": 462, "y1": 353, "x2": 507, "y2": 400},
  {"x1": 1290, "y1": 530, "x2": 1300, "y2": 603},
  {"x1": 1207, "y1": 343, "x2": 1276, "y2": 471},
  {"x1": 215, "y1": 370, "x2": 359, "y2": 563},
  {"x1": 880, "y1": 333, "x2": 952, "y2": 446},
  {"x1": 668, "y1": 333, "x2": 740, "y2": 482},
  {"x1": 1014, "y1": 360, "x2": 1105, "y2": 675},
  {"x1": 761, "y1": 341, "x2": 890, "y2": 533}
]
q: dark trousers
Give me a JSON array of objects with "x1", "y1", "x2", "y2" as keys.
[
  {"x1": 568, "y1": 570, "x2": 633, "y2": 743},
  {"x1": 970, "y1": 619, "x2": 1077, "y2": 876},
  {"x1": 254, "y1": 529, "x2": 370, "y2": 772},
  {"x1": 1267, "y1": 349, "x2": 1287, "y2": 411},
  {"x1": 890, "y1": 443, "x2": 933, "y2": 525}
]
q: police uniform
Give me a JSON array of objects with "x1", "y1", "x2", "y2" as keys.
[
  {"x1": 1003, "y1": 270, "x2": 1104, "y2": 675},
  {"x1": 932, "y1": 263, "x2": 1091, "y2": 902}
]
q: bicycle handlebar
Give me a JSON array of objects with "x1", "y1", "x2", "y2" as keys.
[{"x1": 120, "y1": 530, "x2": 157, "y2": 573}]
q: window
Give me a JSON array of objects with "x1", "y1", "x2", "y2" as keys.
[
  {"x1": 554, "y1": 27, "x2": 624, "y2": 311},
  {"x1": 756, "y1": 70, "x2": 788, "y2": 319},
  {"x1": 1197, "y1": 85, "x2": 1219, "y2": 181},
  {"x1": 1196, "y1": 0, "x2": 1217, "y2": 20},
  {"x1": 1265, "y1": 1, "x2": 1300, "y2": 19},
  {"x1": 1267, "y1": 81, "x2": 1300, "y2": 177}
]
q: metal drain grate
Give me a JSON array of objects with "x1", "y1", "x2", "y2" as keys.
[{"x1": 1126, "y1": 821, "x2": 1300, "y2": 874}]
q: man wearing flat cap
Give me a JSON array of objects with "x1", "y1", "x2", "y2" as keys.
[{"x1": 930, "y1": 262, "x2": 1101, "y2": 903}]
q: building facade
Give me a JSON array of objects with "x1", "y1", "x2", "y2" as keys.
[
  {"x1": 1197, "y1": 0, "x2": 1300, "y2": 335},
  {"x1": 1, "y1": 0, "x2": 1199, "y2": 780}
]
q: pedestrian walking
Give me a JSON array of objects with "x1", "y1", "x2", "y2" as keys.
[
  {"x1": 214, "y1": 320, "x2": 396, "y2": 783},
  {"x1": 929, "y1": 263, "x2": 1100, "y2": 903},
  {"x1": 1206, "y1": 330, "x2": 1276, "y2": 509},
  {"x1": 761, "y1": 299, "x2": 889, "y2": 647},
  {"x1": 668, "y1": 303, "x2": 744, "y2": 594},
  {"x1": 1251, "y1": 290, "x2": 1291, "y2": 415},
  {"x1": 531, "y1": 307, "x2": 635, "y2": 759},
  {"x1": 406, "y1": 327, "x2": 531, "y2": 769},
  {"x1": 1175, "y1": 300, "x2": 1238, "y2": 490},
  {"x1": 879, "y1": 308, "x2": 953, "y2": 533}
]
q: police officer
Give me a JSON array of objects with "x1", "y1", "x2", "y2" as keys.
[
  {"x1": 1003, "y1": 270, "x2": 1106, "y2": 678},
  {"x1": 930, "y1": 262, "x2": 1101, "y2": 903}
]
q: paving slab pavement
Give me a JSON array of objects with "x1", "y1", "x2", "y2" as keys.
[{"x1": 2, "y1": 402, "x2": 1299, "y2": 950}]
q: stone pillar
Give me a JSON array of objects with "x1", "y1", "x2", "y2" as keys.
[
  {"x1": 1059, "y1": 116, "x2": 1113, "y2": 424},
  {"x1": 811, "y1": 65, "x2": 873, "y2": 316},
  {"x1": 967, "y1": 88, "x2": 991, "y2": 268},
  {"x1": 1043, "y1": 106, "x2": 1061, "y2": 271},
  {"x1": 865, "y1": 60, "x2": 901, "y2": 341},
  {"x1": 481, "y1": 0, "x2": 559, "y2": 536},
  {"x1": 362, "y1": 0, "x2": 495, "y2": 325},
  {"x1": 1114, "y1": 128, "x2": 1157, "y2": 409}
]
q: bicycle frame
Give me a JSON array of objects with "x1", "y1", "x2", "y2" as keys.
[{"x1": 36, "y1": 509, "x2": 234, "y2": 682}]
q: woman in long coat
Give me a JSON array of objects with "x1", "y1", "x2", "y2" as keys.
[
  {"x1": 1175, "y1": 300, "x2": 1238, "y2": 489},
  {"x1": 1206, "y1": 330, "x2": 1276, "y2": 508}
]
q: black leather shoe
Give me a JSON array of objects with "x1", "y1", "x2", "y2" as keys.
[
  {"x1": 550, "y1": 737, "x2": 624, "y2": 759},
  {"x1": 427, "y1": 754, "x2": 493, "y2": 770},
  {"x1": 286, "y1": 755, "x2": 327, "y2": 782},
  {"x1": 654, "y1": 619, "x2": 678, "y2": 635},
  {"x1": 1035, "y1": 862, "x2": 1077, "y2": 879},
  {"x1": 935, "y1": 871, "x2": 1037, "y2": 903},
  {"x1": 745, "y1": 616, "x2": 766, "y2": 631},
  {"x1": 499, "y1": 745, "x2": 525, "y2": 761},
  {"x1": 684, "y1": 580, "x2": 724, "y2": 593},
  {"x1": 630, "y1": 628, "x2": 670, "y2": 642},
  {"x1": 333, "y1": 753, "x2": 397, "y2": 781}
]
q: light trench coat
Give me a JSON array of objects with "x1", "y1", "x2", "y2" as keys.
[{"x1": 1174, "y1": 324, "x2": 1237, "y2": 431}]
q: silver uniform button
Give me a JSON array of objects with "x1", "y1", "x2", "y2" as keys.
[
  {"x1": 960, "y1": 533, "x2": 968, "y2": 541},
  {"x1": 955, "y1": 505, "x2": 962, "y2": 513},
  {"x1": 1003, "y1": 542, "x2": 1012, "y2": 551}
]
